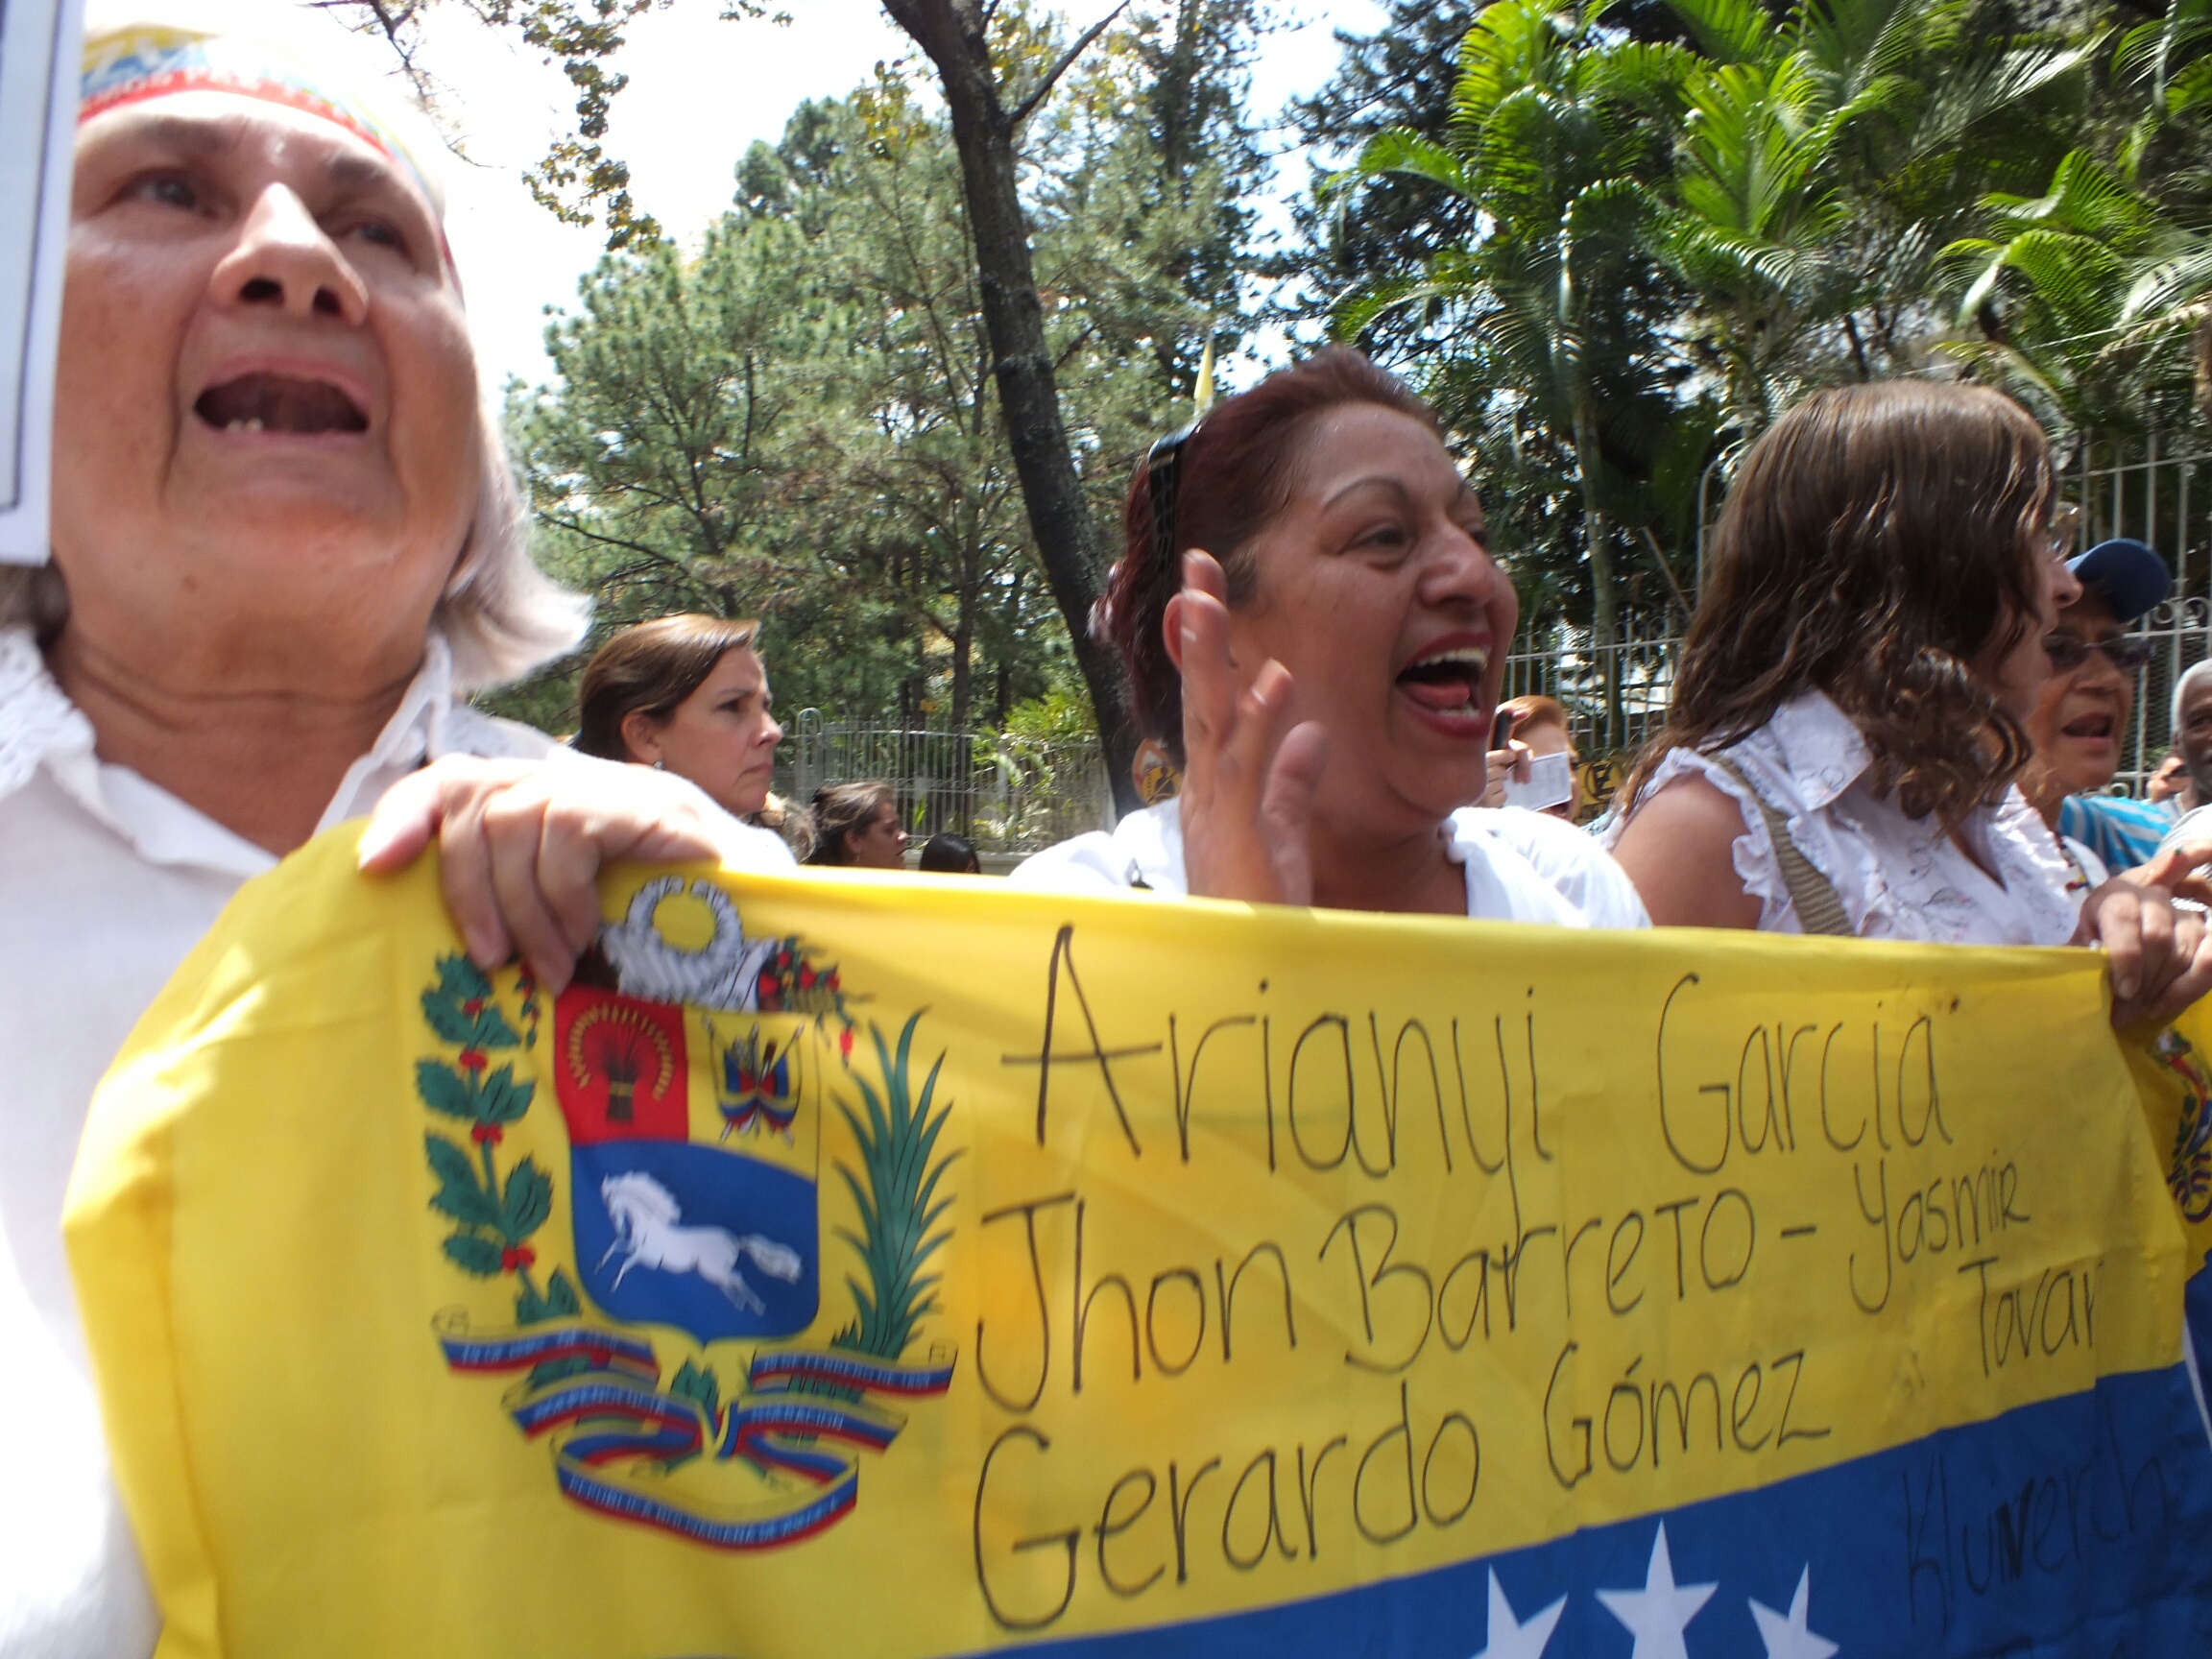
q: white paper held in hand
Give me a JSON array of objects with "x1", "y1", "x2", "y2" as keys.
[
  {"x1": 0, "y1": 0, "x2": 84, "y2": 565},
  {"x1": 1503, "y1": 750, "x2": 1574, "y2": 811}
]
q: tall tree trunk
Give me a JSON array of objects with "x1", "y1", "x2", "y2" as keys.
[
  {"x1": 950, "y1": 562, "x2": 977, "y2": 734},
  {"x1": 1572, "y1": 406, "x2": 1621, "y2": 747},
  {"x1": 879, "y1": 0, "x2": 1142, "y2": 813}
]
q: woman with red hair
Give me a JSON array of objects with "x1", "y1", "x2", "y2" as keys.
[{"x1": 1010, "y1": 349, "x2": 1644, "y2": 926}]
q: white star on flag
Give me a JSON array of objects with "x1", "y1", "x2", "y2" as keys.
[
  {"x1": 1748, "y1": 1566, "x2": 1839, "y2": 1659},
  {"x1": 1596, "y1": 1523, "x2": 1717, "y2": 1659},
  {"x1": 1469, "y1": 1568, "x2": 1566, "y2": 1659}
]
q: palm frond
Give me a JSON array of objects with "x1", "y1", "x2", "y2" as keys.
[{"x1": 830, "y1": 1012, "x2": 961, "y2": 1359}]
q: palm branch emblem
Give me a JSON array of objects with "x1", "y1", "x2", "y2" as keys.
[{"x1": 831, "y1": 1013, "x2": 959, "y2": 1358}]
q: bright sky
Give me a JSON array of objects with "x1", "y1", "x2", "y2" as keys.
[{"x1": 288, "y1": 0, "x2": 1383, "y2": 394}]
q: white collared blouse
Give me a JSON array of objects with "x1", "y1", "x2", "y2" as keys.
[
  {"x1": 1008, "y1": 797, "x2": 1651, "y2": 929},
  {"x1": 0, "y1": 625, "x2": 792, "y2": 1657},
  {"x1": 1602, "y1": 690, "x2": 2081, "y2": 946}
]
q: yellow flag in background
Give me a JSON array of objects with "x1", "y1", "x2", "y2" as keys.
[{"x1": 65, "y1": 829, "x2": 2212, "y2": 1658}]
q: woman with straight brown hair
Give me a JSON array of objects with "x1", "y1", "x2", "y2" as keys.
[
  {"x1": 1606, "y1": 379, "x2": 2212, "y2": 1027},
  {"x1": 574, "y1": 615, "x2": 789, "y2": 831},
  {"x1": 797, "y1": 781, "x2": 907, "y2": 869}
]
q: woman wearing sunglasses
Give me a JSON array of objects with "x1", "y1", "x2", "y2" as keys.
[
  {"x1": 2024, "y1": 539, "x2": 2176, "y2": 881},
  {"x1": 1009, "y1": 349, "x2": 1647, "y2": 927},
  {"x1": 1605, "y1": 381, "x2": 2212, "y2": 1028}
]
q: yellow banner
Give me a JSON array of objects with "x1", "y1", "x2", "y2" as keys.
[{"x1": 65, "y1": 830, "x2": 2212, "y2": 1659}]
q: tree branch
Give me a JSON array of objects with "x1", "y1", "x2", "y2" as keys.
[
  {"x1": 1639, "y1": 527, "x2": 1695, "y2": 625},
  {"x1": 1008, "y1": 0, "x2": 1133, "y2": 128}
]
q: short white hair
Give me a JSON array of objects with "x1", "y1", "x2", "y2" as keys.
[
  {"x1": 2173, "y1": 661, "x2": 2212, "y2": 733},
  {"x1": 434, "y1": 406, "x2": 589, "y2": 689}
]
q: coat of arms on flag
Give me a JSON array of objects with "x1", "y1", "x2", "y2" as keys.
[{"x1": 415, "y1": 874, "x2": 955, "y2": 1548}]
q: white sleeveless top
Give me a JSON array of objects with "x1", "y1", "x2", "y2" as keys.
[{"x1": 1605, "y1": 691, "x2": 2080, "y2": 945}]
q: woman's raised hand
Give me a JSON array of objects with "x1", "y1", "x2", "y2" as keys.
[{"x1": 1170, "y1": 551, "x2": 1329, "y2": 905}]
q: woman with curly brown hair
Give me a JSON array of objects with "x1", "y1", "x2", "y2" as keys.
[{"x1": 1606, "y1": 379, "x2": 2212, "y2": 1026}]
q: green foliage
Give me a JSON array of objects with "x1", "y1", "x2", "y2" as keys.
[
  {"x1": 994, "y1": 687, "x2": 1098, "y2": 743},
  {"x1": 502, "y1": 1161, "x2": 553, "y2": 1238},
  {"x1": 669, "y1": 1358, "x2": 722, "y2": 1420},
  {"x1": 354, "y1": 0, "x2": 2212, "y2": 654},
  {"x1": 421, "y1": 955, "x2": 521, "y2": 1050},
  {"x1": 516, "y1": 1268, "x2": 583, "y2": 1325},
  {"x1": 1318, "y1": 0, "x2": 2114, "y2": 635},
  {"x1": 443, "y1": 1233, "x2": 507, "y2": 1278},
  {"x1": 1329, "y1": 0, "x2": 1690, "y2": 642},
  {"x1": 415, "y1": 953, "x2": 562, "y2": 1326},
  {"x1": 479, "y1": 10, "x2": 1263, "y2": 733},
  {"x1": 414, "y1": 1060, "x2": 534, "y2": 1130},
  {"x1": 1279, "y1": 0, "x2": 1485, "y2": 350},
  {"x1": 426, "y1": 1134, "x2": 501, "y2": 1230},
  {"x1": 1935, "y1": 3, "x2": 2212, "y2": 434},
  {"x1": 831, "y1": 1014, "x2": 961, "y2": 1360}
]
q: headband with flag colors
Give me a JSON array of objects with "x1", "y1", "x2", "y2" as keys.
[{"x1": 78, "y1": 24, "x2": 455, "y2": 274}]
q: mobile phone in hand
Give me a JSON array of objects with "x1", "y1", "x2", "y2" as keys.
[{"x1": 1503, "y1": 751, "x2": 1575, "y2": 811}]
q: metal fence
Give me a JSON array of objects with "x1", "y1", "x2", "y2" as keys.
[
  {"x1": 1502, "y1": 619, "x2": 1684, "y2": 762},
  {"x1": 2068, "y1": 434, "x2": 2212, "y2": 794},
  {"x1": 774, "y1": 709, "x2": 1113, "y2": 854}
]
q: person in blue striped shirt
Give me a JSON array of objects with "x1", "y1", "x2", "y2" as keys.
[{"x1": 2026, "y1": 538, "x2": 2176, "y2": 879}]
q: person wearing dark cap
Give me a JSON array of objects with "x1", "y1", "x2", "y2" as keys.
[{"x1": 2025, "y1": 536, "x2": 2175, "y2": 878}]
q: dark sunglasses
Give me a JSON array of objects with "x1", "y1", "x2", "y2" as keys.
[
  {"x1": 1146, "y1": 421, "x2": 1198, "y2": 573},
  {"x1": 2043, "y1": 633, "x2": 2154, "y2": 673}
]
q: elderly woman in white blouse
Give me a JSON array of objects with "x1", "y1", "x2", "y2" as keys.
[
  {"x1": 0, "y1": 14, "x2": 785, "y2": 1652},
  {"x1": 1606, "y1": 380, "x2": 2212, "y2": 1028},
  {"x1": 1009, "y1": 349, "x2": 1647, "y2": 927}
]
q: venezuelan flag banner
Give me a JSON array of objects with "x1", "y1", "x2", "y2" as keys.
[{"x1": 65, "y1": 829, "x2": 2212, "y2": 1658}]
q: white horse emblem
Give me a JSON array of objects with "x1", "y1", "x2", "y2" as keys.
[{"x1": 596, "y1": 1171, "x2": 804, "y2": 1314}]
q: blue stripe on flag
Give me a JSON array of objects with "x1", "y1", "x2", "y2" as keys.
[{"x1": 990, "y1": 1364, "x2": 2212, "y2": 1658}]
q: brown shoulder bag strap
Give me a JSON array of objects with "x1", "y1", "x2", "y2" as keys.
[{"x1": 1705, "y1": 754, "x2": 1856, "y2": 937}]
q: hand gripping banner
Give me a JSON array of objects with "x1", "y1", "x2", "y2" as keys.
[{"x1": 65, "y1": 831, "x2": 2212, "y2": 1658}]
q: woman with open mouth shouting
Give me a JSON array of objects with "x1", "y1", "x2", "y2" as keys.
[{"x1": 1009, "y1": 349, "x2": 1646, "y2": 927}]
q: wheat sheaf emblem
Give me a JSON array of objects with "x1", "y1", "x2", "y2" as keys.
[{"x1": 565, "y1": 1000, "x2": 676, "y2": 1122}]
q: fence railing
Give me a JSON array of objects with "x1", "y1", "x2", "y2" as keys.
[
  {"x1": 775, "y1": 710, "x2": 1113, "y2": 854},
  {"x1": 2066, "y1": 436, "x2": 2212, "y2": 794},
  {"x1": 1502, "y1": 620, "x2": 1684, "y2": 762}
]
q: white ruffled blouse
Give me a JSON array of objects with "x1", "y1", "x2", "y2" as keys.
[
  {"x1": 1009, "y1": 798, "x2": 1650, "y2": 929},
  {"x1": 1603, "y1": 690, "x2": 2081, "y2": 947}
]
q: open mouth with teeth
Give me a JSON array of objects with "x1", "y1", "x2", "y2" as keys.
[
  {"x1": 194, "y1": 373, "x2": 369, "y2": 436},
  {"x1": 2062, "y1": 711, "x2": 2117, "y2": 744},
  {"x1": 1396, "y1": 643, "x2": 1490, "y2": 727}
]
